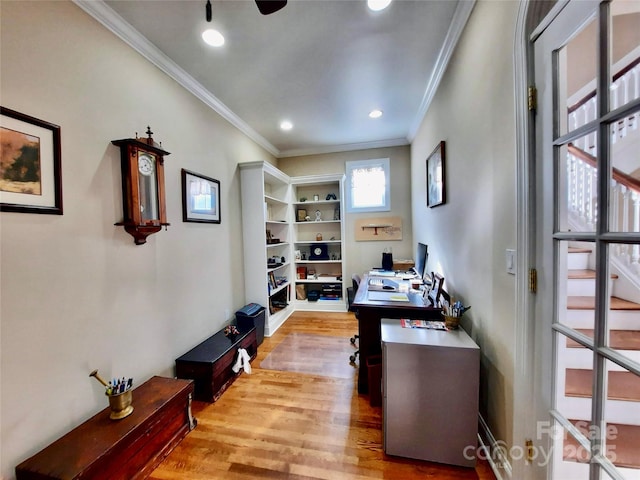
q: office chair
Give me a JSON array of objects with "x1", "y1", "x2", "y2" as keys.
[{"x1": 347, "y1": 274, "x2": 361, "y2": 363}]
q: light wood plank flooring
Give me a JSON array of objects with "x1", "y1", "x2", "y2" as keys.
[{"x1": 149, "y1": 311, "x2": 496, "y2": 479}]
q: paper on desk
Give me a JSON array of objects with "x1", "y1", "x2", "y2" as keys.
[{"x1": 368, "y1": 291, "x2": 410, "y2": 302}]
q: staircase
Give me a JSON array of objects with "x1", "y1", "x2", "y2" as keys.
[{"x1": 554, "y1": 245, "x2": 640, "y2": 479}]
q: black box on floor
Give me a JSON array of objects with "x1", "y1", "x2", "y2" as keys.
[{"x1": 235, "y1": 303, "x2": 265, "y2": 346}]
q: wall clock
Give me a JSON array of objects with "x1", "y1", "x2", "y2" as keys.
[
  {"x1": 112, "y1": 127, "x2": 170, "y2": 245},
  {"x1": 309, "y1": 243, "x2": 329, "y2": 260}
]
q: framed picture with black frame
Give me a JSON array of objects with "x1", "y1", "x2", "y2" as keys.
[
  {"x1": 181, "y1": 168, "x2": 220, "y2": 224},
  {"x1": 0, "y1": 107, "x2": 63, "y2": 215},
  {"x1": 426, "y1": 140, "x2": 446, "y2": 208}
]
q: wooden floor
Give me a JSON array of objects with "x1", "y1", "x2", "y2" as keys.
[{"x1": 150, "y1": 311, "x2": 496, "y2": 480}]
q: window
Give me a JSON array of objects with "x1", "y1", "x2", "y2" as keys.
[{"x1": 345, "y1": 158, "x2": 390, "y2": 213}]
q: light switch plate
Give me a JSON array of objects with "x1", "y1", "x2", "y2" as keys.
[{"x1": 506, "y1": 249, "x2": 516, "y2": 275}]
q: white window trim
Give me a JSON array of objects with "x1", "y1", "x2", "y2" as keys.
[{"x1": 345, "y1": 158, "x2": 391, "y2": 213}]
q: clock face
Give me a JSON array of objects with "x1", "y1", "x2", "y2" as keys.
[
  {"x1": 314, "y1": 247, "x2": 322, "y2": 256},
  {"x1": 138, "y1": 153, "x2": 155, "y2": 176}
]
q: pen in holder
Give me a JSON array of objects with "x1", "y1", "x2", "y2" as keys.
[
  {"x1": 441, "y1": 300, "x2": 470, "y2": 330},
  {"x1": 90, "y1": 369, "x2": 134, "y2": 420}
]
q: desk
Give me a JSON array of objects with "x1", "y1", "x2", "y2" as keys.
[
  {"x1": 381, "y1": 318, "x2": 479, "y2": 467},
  {"x1": 351, "y1": 274, "x2": 441, "y2": 393}
]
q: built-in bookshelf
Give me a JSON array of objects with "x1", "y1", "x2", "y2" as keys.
[
  {"x1": 291, "y1": 175, "x2": 346, "y2": 311},
  {"x1": 240, "y1": 164, "x2": 346, "y2": 336},
  {"x1": 239, "y1": 162, "x2": 293, "y2": 336}
]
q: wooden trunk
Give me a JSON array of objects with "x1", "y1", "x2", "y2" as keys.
[
  {"x1": 15, "y1": 376, "x2": 196, "y2": 480},
  {"x1": 175, "y1": 326, "x2": 257, "y2": 402}
]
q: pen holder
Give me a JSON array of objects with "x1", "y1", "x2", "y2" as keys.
[
  {"x1": 443, "y1": 314, "x2": 460, "y2": 330},
  {"x1": 107, "y1": 389, "x2": 133, "y2": 420}
]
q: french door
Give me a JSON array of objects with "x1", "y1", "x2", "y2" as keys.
[{"x1": 534, "y1": 1, "x2": 640, "y2": 479}]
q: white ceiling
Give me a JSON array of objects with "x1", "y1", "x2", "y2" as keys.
[{"x1": 75, "y1": 0, "x2": 474, "y2": 158}]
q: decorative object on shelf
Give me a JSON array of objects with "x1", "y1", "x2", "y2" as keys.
[
  {"x1": 296, "y1": 266, "x2": 307, "y2": 279},
  {"x1": 305, "y1": 214, "x2": 311, "y2": 221},
  {"x1": 223, "y1": 324, "x2": 239, "y2": 338},
  {"x1": 0, "y1": 106, "x2": 63, "y2": 215},
  {"x1": 299, "y1": 196, "x2": 307, "y2": 202},
  {"x1": 294, "y1": 250, "x2": 301, "y2": 260},
  {"x1": 296, "y1": 284, "x2": 307, "y2": 300},
  {"x1": 316, "y1": 233, "x2": 323, "y2": 241},
  {"x1": 426, "y1": 140, "x2": 446, "y2": 208},
  {"x1": 296, "y1": 208, "x2": 307, "y2": 222},
  {"x1": 313, "y1": 194, "x2": 319, "y2": 201},
  {"x1": 181, "y1": 168, "x2": 221, "y2": 224},
  {"x1": 315, "y1": 209, "x2": 322, "y2": 221},
  {"x1": 112, "y1": 127, "x2": 169, "y2": 245},
  {"x1": 325, "y1": 193, "x2": 337, "y2": 200},
  {"x1": 267, "y1": 256, "x2": 283, "y2": 268},
  {"x1": 310, "y1": 243, "x2": 329, "y2": 260},
  {"x1": 334, "y1": 208, "x2": 340, "y2": 220},
  {"x1": 89, "y1": 369, "x2": 134, "y2": 420}
]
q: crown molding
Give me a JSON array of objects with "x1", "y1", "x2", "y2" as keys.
[
  {"x1": 407, "y1": 0, "x2": 476, "y2": 141},
  {"x1": 72, "y1": 0, "x2": 279, "y2": 157},
  {"x1": 277, "y1": 137, "x2": 409, "y2": 159}
]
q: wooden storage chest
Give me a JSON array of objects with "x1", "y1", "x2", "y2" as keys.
[
  {"x1": 15, "y1": 376, "x2": 196, "y2": 480},
  {"x1": 175, "y1": 325, "x2": 257, "y2": 402}
]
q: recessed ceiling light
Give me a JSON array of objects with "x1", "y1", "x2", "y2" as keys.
[
  {"x1": 202, "y1": 28, "x2": 225, "y2": 47},
  {"x1": 280, "y1": 120, "x2": 293, "y2": 131},
  {"x1": 369, "y1": 109, "x2": 383, "y2": 119},
  {"x1": 367, "y1": 0, "x2": 392, "y2": 12}
]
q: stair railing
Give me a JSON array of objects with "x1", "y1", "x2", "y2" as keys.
[
  {"x1": 567, "y1": 144, "x2": 640, "y2": 272},
  {"x1": 568, "y1": 56, "x2": 640, "y2": 155}
]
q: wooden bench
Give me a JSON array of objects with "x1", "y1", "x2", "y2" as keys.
[
  {"x1": 15, "y1": 376, "x2": 196, "y2": 480},
  {"x1": 175, "y1": 325, "x2": 257, "y2": 402}
]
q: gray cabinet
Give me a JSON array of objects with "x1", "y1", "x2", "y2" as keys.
[{"x1": 381, "y1": 318, "x2": 480, "y2": 467}]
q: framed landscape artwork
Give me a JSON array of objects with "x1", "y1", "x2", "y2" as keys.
[
  {"x1": 426, "y1": 141, "x2": 446, "y2": 208},
  {"x1": 181, "y1": 168, "x2": 221, "y2": 224},
  {"x1": 0, "y1": 107, "x2": 63, "y2": 214}
]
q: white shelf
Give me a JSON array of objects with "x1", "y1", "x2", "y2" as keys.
[
  {"x1": 296, "y1": 260, "x2": 341, "y2": 264},
  {"x1": 295, "y1": 278, "x2": 342, "y2": 284},
  {"x1": 295, "y1": 220, "x2": 340, "y2": 225},
  {"x1": 268, "y1": 281, "x2": 290, "y2": 297},
  {"x1": 294, "y1": 298, "x2": 346, "y2": 312},
  {"x1": 293, "y1": 199, "x2": 340, "y2": 206},
  {"x1": 265, "y1": 194, "x2": 287, "y2": 206},
  {"x1": 266, "y1": 242, "x2": 289, "y2": 248},
  {"x1": 295, "y1": 240, "x2": 341, "y2": 244},
  {"x1": 267, "y1": 262, "x2": 290, "y2": 273}
]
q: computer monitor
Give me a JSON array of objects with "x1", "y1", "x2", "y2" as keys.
[{"x1": 413, "y1": 242, "x2": 428, "y2": 278}]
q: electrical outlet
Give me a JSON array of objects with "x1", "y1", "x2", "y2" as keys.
[{"x1": 506, "y1": 249, "x2": 516, "y2": 275}]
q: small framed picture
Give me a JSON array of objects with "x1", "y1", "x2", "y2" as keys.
[
  {"x1": 426, "y1": 141, "x2": 446, "y2": 208},
  {"x1": 296, "y1": 208, "x2": 307, "y2": 222},
  {"x1": 0, "y1": 107, "x2": 63, "y2": 215},
  {"x1": 181, "y1": 169, "x2": 220, "y2": 224}
]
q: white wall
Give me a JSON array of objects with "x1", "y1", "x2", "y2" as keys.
[
  {"x1": 278, "y1": 145, "x2": 414, "y2": 282},
  {"x1": 411, "y1": 0, "x2": 519, "y2": 454},
  {"x1": 0, "y1": 2, "x2": 275, "y2": 477}
]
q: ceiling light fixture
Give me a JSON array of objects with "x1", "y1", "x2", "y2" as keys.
[
  {"x1": 367, "y1": 0, "x2": 392, "y2": 12},
  {"x1": 202, "y1": 0, "x2": 225, "y2": 47},
  {"x1": 369, "y1": 109, "x2": 383, "y2": 119},
  {"x1": 280, "y1": 120, "x2": 293, "y2": 131}
]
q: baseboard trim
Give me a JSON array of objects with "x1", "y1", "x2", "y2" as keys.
[{"x1": 478, "y1": 414, "x2": 513, "y2": 480}]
